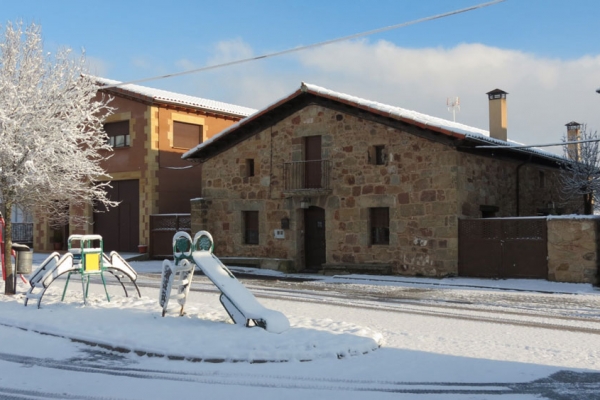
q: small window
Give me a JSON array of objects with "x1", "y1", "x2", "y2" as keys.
[
  {"x1": 173, "y1": 121, "x2": 202, "y2": 149},
  {"x1": 375, "y1": 145, "x2": 386, "y2": 165},
  {"x1": 246, "y1": 159, "x2": 255, "y2": 177},
  {"x1": 104, "y1": 121, "x2": 130, "y2": 148},
  {"x1": 480, "y1": 205, "x2": 499, "y2": 218},
  {"x1": 243, "y1": 211, "x2": 259, "y2": 245},
  {"x1": 370, "y1": 207, "x2": 389, "y2": 245},
  {"x1": 369, "y1": 145, "x2": 386, "y2": 165}
]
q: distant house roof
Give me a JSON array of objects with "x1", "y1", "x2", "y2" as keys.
[
  {"x1": 182, "y1": 82, "x2": 565, "y2": 165},
  {"x1": 91, "y1": 76, "x2": 257, "y2": 118}
]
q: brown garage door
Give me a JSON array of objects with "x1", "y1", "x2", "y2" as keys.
[
  {"x1": 94, "y1": 179, "x2": 139, "y2": 253},
  {"x1": 458, "y1": 217, "x2": 547, "y2": 279}
]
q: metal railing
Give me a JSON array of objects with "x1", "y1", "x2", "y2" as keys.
[
  {"x1": 283, "y1": 160, "x2": 331, "y2": 192},
  {"x1": 11, "y1": 223, "x2": 33, "y2": 244}
]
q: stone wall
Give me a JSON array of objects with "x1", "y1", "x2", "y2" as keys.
[
  {"x1": 458, "y1": 153, "x2": 579, "y2": 218},
  {"x1": 200, "y1": 104, "x2": 462, "y2": 276},
  {"x1": 196, "y1": 102, "x2": 582, "y2": 279},
  {"x1": 547, "y1": 217, "x2": 599, "y2": 284}
]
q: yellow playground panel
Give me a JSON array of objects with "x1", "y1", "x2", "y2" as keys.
[{"x1": 63, "y1": 234, "x2": 110, "y2": 304}]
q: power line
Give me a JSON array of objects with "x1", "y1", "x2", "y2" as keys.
[
  {"x1": 101, "y1": 0, "x2": 505, "y2": 89},
  {"x1": 476, "y1": 138, "x2": 600, "y2": 150}
]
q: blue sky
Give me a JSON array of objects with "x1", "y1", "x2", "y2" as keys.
[{"x1": 4, "y1": 0, "x2": 600, "y2": 151}]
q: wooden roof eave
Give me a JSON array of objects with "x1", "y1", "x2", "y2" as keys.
[
  {"x1": 100, "y1": 87, "x2": 249, "y2": 119},
  {"x1": 456, "y1": 137, "x2": 564, "y2": 168}
]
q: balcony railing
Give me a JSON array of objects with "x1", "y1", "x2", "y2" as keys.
[
  {"x1": 283, "y1": 160, "x2": 332, "y2": 194},
  {"x1": 11, "y1": 223, "x2": 33, "y2": 245}
]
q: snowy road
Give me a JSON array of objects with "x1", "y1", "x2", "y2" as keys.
[{"x1": 0, "y1": 267, "x2": 599, "y2": 399}]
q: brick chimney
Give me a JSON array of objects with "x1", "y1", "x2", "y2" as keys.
[
  {"x1": 486, "y1": 89, "x2": 508, "y2": 142},
  {"x1": 565, "y1": 121, "x2": 582, "y2": 161}
]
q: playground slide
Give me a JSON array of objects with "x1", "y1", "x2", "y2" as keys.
[
  {"x1": 192, "y1": 250, "x2": 290, "y2": 334},
  {"x1": 25, "y1": 249, "x2": 141, "y2": 308},
  {"x1": 104, "y1": 251, "x2": 141, "y2": 298},
  {"x1": 25, "y1": 253, "x2": 78, "y2": 307},
  {"x1": 28, "y1": 252, "x2": 61, "y2": 287}
]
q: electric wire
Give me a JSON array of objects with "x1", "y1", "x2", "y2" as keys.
[{"x1": 101, "y1": 0, "x2": 505, "y2": 89}]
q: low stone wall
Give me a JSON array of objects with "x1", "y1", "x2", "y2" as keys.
[{"x1": 547, "y1": 216, "x2": 599, "y2": 284}]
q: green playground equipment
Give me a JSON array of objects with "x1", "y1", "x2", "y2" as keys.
[{"x1": 62, "y1": 234, "x2": 110, "y2": 304}]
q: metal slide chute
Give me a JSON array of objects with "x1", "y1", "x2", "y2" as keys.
[
  {"x1": 160, "y1": 230, "x2": 289, "y2": 333},
  {"x1": 191, "y1": 231, "x2": 290, "y2": 334},
  {"x1": 25, "y1": 252, "x2": 78, "y2": 308}
]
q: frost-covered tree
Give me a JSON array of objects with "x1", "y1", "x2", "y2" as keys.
[
  {"x1": 0, "y1": 22, "x2": 116, "y2": 295},
  {"x1": 559, "y1": 125, "x2": 600, "y2": 215}
]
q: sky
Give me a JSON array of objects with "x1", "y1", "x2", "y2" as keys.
[{"x1": 3, "y1": 0, "x2": 600, "y2": 154}]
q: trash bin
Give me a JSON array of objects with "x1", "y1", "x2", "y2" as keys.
[{"x1": 12, "y1": 243, "x2": 32, "y2": 275}]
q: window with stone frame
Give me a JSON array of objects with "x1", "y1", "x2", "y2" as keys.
[
  {"x1": 243, "y1": 211, "x2": 259, "y2": 245},
  {"x1": 104, "y1": 120, "x2": 130, "y2": 148},
  {"x1": 173, "y1": 121, "x2": 202, "y2": 149},
  {"x1": 539, "y1": 170, "x2": 546, "y2": 188},
  {"x1": 370, "y1": 207, "x2": 389, "y2": 245},
  {"x1": 246, "y1": 159, "x2": 255, "y2": 177},
  {"x1": 368, "y1": 145, "x2": 387, "y2": 165}
]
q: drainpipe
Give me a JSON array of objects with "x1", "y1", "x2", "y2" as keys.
[{"x1": 515, "y1": 155, "x2": 532, "y2": 216}]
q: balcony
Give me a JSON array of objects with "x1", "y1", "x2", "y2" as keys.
[
  {"x1": 283, "y1": 160, "x2": 332, "y2": 196},
  {"x1": 11, "y1": 223, "x2": 33, "y2": 246}
]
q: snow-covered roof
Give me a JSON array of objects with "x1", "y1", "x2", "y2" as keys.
[
  {"x1": 91, "y1": 76, "x2": 257, "y2": 118},
  {"x1": 183, "y1": 82, "x2": 565, "y2": 163}
]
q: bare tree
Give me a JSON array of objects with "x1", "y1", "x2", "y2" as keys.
[
  {"x1": 0, "y1": 22, "x2": 116, "y2": 295},
  {"x1": 559, "y1": 125, "x2": 600, "y2": 215}
]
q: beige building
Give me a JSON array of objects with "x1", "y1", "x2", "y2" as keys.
[
  {"x1": 34, "y1": 78, "x2": 256, "y2": 253},
  {"x1": 183, "y1": 83, "x2": 582, "y2": 277}
]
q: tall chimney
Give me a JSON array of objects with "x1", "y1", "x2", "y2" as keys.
[
  {"x1": 565, "y1": 121, "x2": 582, "y2": 161},
  {"x1": 486, "y1": 89, "x2": 508, "y2": 142}
]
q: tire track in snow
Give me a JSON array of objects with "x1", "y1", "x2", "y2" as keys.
[
  {"x1": 132, "y1": 276, "x2": 600, "y2": 335},
  {"x1": 0, "y1": 352, "x2": 598, "y2": 398}
]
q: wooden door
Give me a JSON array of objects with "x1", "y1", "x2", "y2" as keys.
[
  {"x1": 94, "y1": 179, "x2": 139, "y2": 252},
  {"x1": 304, "y1": 136, "x2": 322, "y2": 189},
  {"x1": 304, "y1": 206, "x2": 326, "y2": 270}
]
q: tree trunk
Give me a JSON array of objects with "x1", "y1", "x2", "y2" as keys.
[{"x1": 3, "y1": 202, "x2": 15, "y2": 295}]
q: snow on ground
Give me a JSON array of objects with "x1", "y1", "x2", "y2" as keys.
[{"x1": 0, "y1": 252, "x2": 598, "y2": 399}]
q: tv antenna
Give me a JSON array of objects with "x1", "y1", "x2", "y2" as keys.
[{"x1": 447, "y1": 97, "x2": 460, "y2": 122}]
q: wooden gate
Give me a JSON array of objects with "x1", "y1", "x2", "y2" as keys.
[
  {"x1": 94, "y1": 179, "x2": 139, "y2": 253},
  {"x1": 458, "y1": 217, "x2": 548, "y2": 279},
  {"x1": 150, "y1": 214, "x2": 191, "y2": 258}
]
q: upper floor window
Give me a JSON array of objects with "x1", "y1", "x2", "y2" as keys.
[
  {"x1": 369, "y1": 145, "x2": 387, "y2": 165},
  {"x1": 104, "y1": 120, "x2": 130, "y2": 148},
  {"x1": 539, "y1": 171, "x2": 545, "y2": 188},
  {"x1": 173, "y1": 121, "x2": 202, "y2": 149},
  {"x1": 246, "y1": 159, "x2": 255, "y2": 177}
]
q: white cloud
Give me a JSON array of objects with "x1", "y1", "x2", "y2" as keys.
[
  {"x1": 177, "y1": 39, "x2": 600, "y2": 154},
  {"x1": 84, "y1": 56, "x2": 110, "y2": 77}
]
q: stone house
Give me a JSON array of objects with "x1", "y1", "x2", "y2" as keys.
[
  {"x1": 182, "y1": 83, "x2": 582, "y2": 277},
  {"x1": 34, "y1": 77, "x2": 256, "y2": 253}
]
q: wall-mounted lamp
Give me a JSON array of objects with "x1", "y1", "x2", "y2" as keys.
[{"x1": 281, "y1": 217, "x2": 290, "y2": 229}]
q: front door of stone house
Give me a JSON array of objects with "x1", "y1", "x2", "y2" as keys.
[{"x1": 304, "y1": 206, "x2": 326, "y2": 270}]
